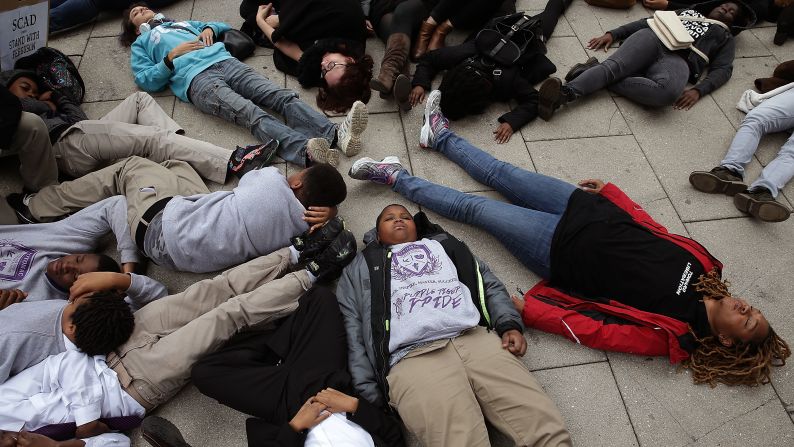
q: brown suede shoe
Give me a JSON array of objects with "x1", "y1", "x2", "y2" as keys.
[
  {"x1": 734, "y1": 188, "x2": 791, "y2": 222},
  {"x1": 689, "y1": 166, "x2": 747, "y2": 196},
  {"x1": 412, "y1": 20, "x2": 437, "y2": 60},
  {"x1": 371, "y1": 33, "x2": 410, "y2": 94},
  {"x1": 141, "y1": 416, "x2": 192, "y2": 447}
]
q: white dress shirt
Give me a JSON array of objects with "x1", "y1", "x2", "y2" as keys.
[{"x1": 305, "y1": 413, "x2": 375, "y2": 447}]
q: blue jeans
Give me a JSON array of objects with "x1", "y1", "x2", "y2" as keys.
[
  {"x1": 392, "y1": 130, "x2": 577, "y2": 278},
  {"x1": 567, "y1": 28, "x2": 689, "y2": 107},
  {"x1": 188, "y1": 58, "x2": 336, "y2": 166},
  {"x1": 722, "y1": 88, "x2": 794, "y2": 197}
]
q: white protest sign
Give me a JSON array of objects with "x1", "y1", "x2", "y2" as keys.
[{"x1": 0, "y1": 0, "x2": 48, "y2": 70}]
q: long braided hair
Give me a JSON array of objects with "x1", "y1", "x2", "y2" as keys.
[{"x1": 682, "y1": 270, "x2": 791, "y2": 386}]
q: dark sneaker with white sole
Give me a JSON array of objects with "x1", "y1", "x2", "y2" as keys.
[
  {"x1": 306, "y1": 230, "x2": 357, "y2": 282},
  {"x1": 290, "y1": 217, "x2": 346, "y2": 263},
  {"x1": 733, "y1": 188, "x2": 791, "y2": 222},
  {"x1": 141, "y1": 416, "x2": 192, "y2": 447},
  {"x1": 227, "y1": 141, "x2": 280, "y2": 179},
  {"x1": 6, "y1": 193, "x2": 39, "y2": 224},
  {"x1": 689, "y1": 166, "x2": 747, "y2": 196}
]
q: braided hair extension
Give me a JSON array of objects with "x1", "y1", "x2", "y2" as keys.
[
  {"x1": 72, "y1": 291, "x2": 135, "y2": 356},
  {"x1": 682, "y1": 270, "x2": 791, "y2": 386}
]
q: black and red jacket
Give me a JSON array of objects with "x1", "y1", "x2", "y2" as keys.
[{"x1": 522, "y1": 183, "x2": 722, "y2": 364}]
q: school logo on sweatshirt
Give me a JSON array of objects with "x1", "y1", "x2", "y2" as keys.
[
  {"x1": 391, "y1": 243, "x2": 442, "y2": 281},
  {"x1": 0, "y1": 241, "x2": 36, "y2": 281}
]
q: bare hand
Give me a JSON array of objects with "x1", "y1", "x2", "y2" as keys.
[
  {"x1": 304, "y1": 206, "x2": 338, "y2": 233},
  {"x1": 15, "y1": 432, "x2": 58, "y2": 447},
  {"x1": 0, "y1": 430, "x2": 19, "y2": 447},
  {"x1": 365, "y1": 19, "x2": 375, "y2": 36},
  {"x1": 0, "y1": 289, "x2": 27, "y2": 310},
  {"x1": 256, "y1": 4, "x2": 274, "y2": 27},
  {"x1": 74, "y1": 420, "x2": 110, "y2": 439},
  {"x1": 643, "y1": 0, "x2": 669, "y2": 9},
  {"x1": 313, "y1": 388, "x2": 359, "y2": 414},
  {"x1": 578, "y1": 178, "x2": 605, "y2": 194},
  {"x1": 289, "y1": 398, "x2": 331, "y2": 432},
  {"x1": 38, "y1": 91, "x2": 57, "y2": 112},
  {"x1": 408, "y1": 86, "x2": 426, "y2": 107},
  {"x1": 587, "y1": 33, "x2": 614, "y2": 52},
  {"x1": 493, "y1": 122, "x2": 514, "y2": 144},
  {"x1": 168, "y1": 40, "x2": 205, "y2": 62},
  {"x1": 265, "y1": 14, "x2": 280, "y2": 28},
  {"x1": 70, "y1": 272, "x2": 130, "y2": 301},
  {"x1": 673, "y1": 89, "x2": 700, "y2": 110},
  {"x1": 199, "y1": 28, "x2": 215, "y2": 46},
  {"x1": 501, "y1": 329, "x2": 527, "y2": 357}
]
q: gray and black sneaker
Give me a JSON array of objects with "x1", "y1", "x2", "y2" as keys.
[
  {"x1": 565, "y1": 56, "x2": 599, "y2": 82},
  {"x1": 6, "y1": 193, "x2": 39, "y2": 224},
  {"x1": 290, "y1": 217, "x2": 346, "y2": 262},
  {"x1": 734, "y1": 187, "x2": 791, "y2": 222},
  {"x1": 141, "y1": 416, "x2": 192, "y2": 447},
  {"x1": 306, "y1": 230, "x2": 358, "y2": 282},
  {"x1": 227, "y1": 141, "x2": 280, "y2": 179},
  {"x1": 348, "y1": 156, "x2": 403, "y2": 185},
  {"x1": 689, "y1": 166, "x2": 746, "y2": 196}
]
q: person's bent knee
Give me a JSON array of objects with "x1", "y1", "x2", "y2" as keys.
[{"x1": 14, "y1": 112, "x2": 48, "y2": 143}]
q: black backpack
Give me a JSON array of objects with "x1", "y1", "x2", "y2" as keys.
[
  {"x1": 15, "y1": 47, "x2": 85, "y2": 104},
  {"x1": 475, "y1": 12, "x2": 546, "y2": 67}
]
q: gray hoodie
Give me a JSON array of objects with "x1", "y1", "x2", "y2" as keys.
[
  {"x1": 0, "y1": 299, "x2": 66, "y2": 383},
  {"x1": 0, "y1": 196, "x2": 166, "y2": 307}
]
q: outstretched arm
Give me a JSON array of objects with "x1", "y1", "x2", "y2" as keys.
[{"x1": 256, "y1": 5, "x2": 303, "y2": 62}]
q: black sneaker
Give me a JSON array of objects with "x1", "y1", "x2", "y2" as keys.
[
  {"x1": 141, "y1": 416, "x2": 192, "y2": 447},
  {"x1": 564, "y1": 56, "x2": 599, "y2": 82},
  {"x1": 290, "y1": 217, "x2": 346, "y2": 262},
  {"x1": 6, "y1": 193, "x2": 39, "y2": 224},
  {"x1": 228, "y1": 141, "x2": 280, "y2": 179},
  {"x1": 306, "y1": 230, "x2": 357, "y2": 282},
  {"x1": 734, "y1": 188, "x2": 791, "y2": 222},
  {"x1": 689, "y1": 166, "x2": 746, "y2": 196}
]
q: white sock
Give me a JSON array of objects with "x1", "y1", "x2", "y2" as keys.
[
  {"x1": 306, "y1": 270, "x2": 318, "y2": 284},
  {"x1": 289, "y1": 246, "x2": 300, "y2": 265}
]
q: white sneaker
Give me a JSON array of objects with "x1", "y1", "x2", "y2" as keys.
[
  {"x1": 337, "y1": 101, "x2": 368, "y2": 156},
  {"x1": 419, "y1": 90, "x2": 446, "y2": 149}
]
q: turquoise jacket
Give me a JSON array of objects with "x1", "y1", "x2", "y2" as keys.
[{"x1": 130, "y1": 20, "x2": 232, "y2": 102}]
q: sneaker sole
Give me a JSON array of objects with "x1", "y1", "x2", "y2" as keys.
[
  {"x1": 340, "y1": 102, "x2": 368, "y2": 157},
  {"x1": 538, "y1": 78, "x2": 561, "y2": 122},
  {"x1": 564, "y1": 57, "x2": 598, "y2": 82},
  {"x1": 734, "y1": 193, "x2": 791, "y2": 222},
  {"x1": 307, "y1": 139, "x2": 337, "y2": 167},
  {"x1": 370, "y1": 78, "x2": 391, "y2": 94},
  {"x1": 420, "y1": 90, "x2": 442, "y2": 148},
  {"x1": 688, "y1": 172, "x2": 746, "y2": 196},
  {"x1": 393, "y1": 75, "x2": 411, "y2": 111}
]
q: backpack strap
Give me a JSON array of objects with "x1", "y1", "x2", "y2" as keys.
[{"x1": 488, "y1": 15, "x2": 532, "y2": 60}]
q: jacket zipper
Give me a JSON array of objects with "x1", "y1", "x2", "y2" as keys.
[{"x1": 377, "y1": 250, "x2": 391, "y2": 396}]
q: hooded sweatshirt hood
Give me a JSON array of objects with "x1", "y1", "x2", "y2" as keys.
[
  {"x1": 0, "y1": 69, "x2": 44, "y2": 91},
  {"x1": 688, "y1": 0, "x2": 758, "y2": 34}
]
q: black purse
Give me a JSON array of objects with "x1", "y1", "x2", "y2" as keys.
[
  {"x1": 475, "y1": 13, "x2": 544, "y2": 66},
  {"x1": 220, "y1": 29, "x2": 256, "y2": 60}
]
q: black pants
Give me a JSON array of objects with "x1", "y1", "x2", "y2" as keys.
[
  {"x1": 431, "y1": 0, "x2": 508, "y2": 29},
  {"x1": 191, "y1": 286, "x2": 349, "y2": 425}
]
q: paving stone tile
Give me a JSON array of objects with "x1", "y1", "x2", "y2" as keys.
[
  {"x1": 751, "y1": 27, "x2": 794, "y2": 62},
  {"x1": 81, "y1": 96, "x2": 175, "y2": 119},
  {"x1": 92, "y1": 1, "x2": 196, "y2": 38},
  {"x1": 615, "y1": 96, "x2": 765, "y2": 221},
  {"x1": 685, "y1": 217, "x2": 794, "y2": 409},
  {"x1": 526, "y1": 10, "x2": 576, "y2": 37},
  {"x1": 534, "y1": 363, "x2": 638, "y2": 447},
  {"x1": 80, "y1": 37, "x2": 142, "y2": 102},
  {"x1": 130, "y1": 386, "x2": 248, "y2": 447},
  {"x1": 192, "y1": 0, "x2": 244, "y2": 26},
  {"x1": 49, "y1": 26, "x2": 92, "y2": 56},
  {"x1": 734, "y1": 29, "x2": 773, "y2": 58},
  {"x1": 688, "y1": 398, "x2": 794, "y2": 446},
  {"x1": 566, "y1": 0, "x2": 651, "y2": 48},
  {"x1": 403, "y1": 101, "x2": 537, "y2": 193},
  {"x1": 608, "y1": 350, "x2": 778, "y2": 446},
  {"x1": 710, "y1": 56, "x2": 778, "y2": 127}
]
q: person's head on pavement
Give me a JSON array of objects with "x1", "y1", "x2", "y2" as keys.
[
  {"x1": 287, "y1": 163, "x2": 347, "y2": 208},
  {"x1": 61, "y1": 291, "x2": 135, "y2": 356},
  {"x1": 46, "y1": 253, "x2": 121, "y2": 291}
]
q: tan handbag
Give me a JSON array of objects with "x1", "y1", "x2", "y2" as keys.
[{"x1": 647, "y1": 11, "x2": 729, "y2": 62}]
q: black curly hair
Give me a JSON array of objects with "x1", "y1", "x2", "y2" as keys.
[
  {"x1": 438, "y1": 62, "x2": 494, "y2": 120},
  {"x1": 72, "y1": 291, "x2": 135, "y2": 356}
]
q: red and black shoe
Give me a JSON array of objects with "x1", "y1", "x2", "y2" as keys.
[{"x1": 227, "y1": 140, "x2": 280, "y2": 179}]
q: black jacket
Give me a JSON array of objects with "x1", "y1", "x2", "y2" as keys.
[
  {"x1": 610, "y1": 0, "x2": 757, "y2": 96},
  {"x1": 412, "y1": 40, "x2": 556, "y2": 131},
  {"x1": 0, "y1": 86, "x2": 21, "y2": 148}
]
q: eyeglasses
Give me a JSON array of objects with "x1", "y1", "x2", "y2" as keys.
[{"x1": 321, "y1": 61, "x2": 348, "y2": 79}]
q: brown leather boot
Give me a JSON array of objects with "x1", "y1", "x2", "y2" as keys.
[
  {"x1": 412, "y1": 20, "x2": 437, "y2": 60},
  {"x1": 427, "y1": 21, "x2": 453, "y2": 52},
  {"x1": 371, "y1": 33, "x2": 410, "y2": 94}
]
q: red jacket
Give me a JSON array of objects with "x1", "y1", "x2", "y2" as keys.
[{"x1": 522, "y1": 183, "x2": 722, "y2": 364}]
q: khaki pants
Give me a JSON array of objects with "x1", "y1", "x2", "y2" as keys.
[
  {"x1": 55, "y1": 92, "x2": 231, "y2": 184},
  {"x1": 387, "y1": 327, "x2": 571, "y2": 447},
  {"x1": 107, "y1": 248, "x2": 312, "y2": 409},
  {"x1": 3, "y1": 112, "x2": 59, "y2": 192},
  {"x1": 28, "y1": 156, "x2": 208, "y2": 235}
]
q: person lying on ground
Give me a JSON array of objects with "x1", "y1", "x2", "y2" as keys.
[
  {"x1": 2, "y1": 71, "x2": 276, "y2": 186},
  {"x1": 335, "y1": 202, "x2": 572, "y2": 446},
  {"x1": 120, "y1": 4, "x2": 369, "y2": 163},
  {"x1": 10, "y1": 157, "x2": 347, "y2": 274},
  {"x1": 347, "y1": 90, "x2": 791, "y2": 386},
  {"x1": 536, "y1": 0, "x2": 756, "y2": 120}
]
